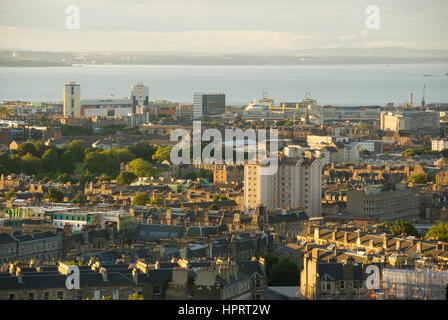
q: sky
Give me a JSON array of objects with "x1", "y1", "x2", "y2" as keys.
[{"x1": 0, "y1": 0, "x2": 447, "y2": 53}]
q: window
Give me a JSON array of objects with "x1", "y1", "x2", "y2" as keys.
[
  {"x1": 44, "y1": 292, "x2": 50, "y2": 300},
  {"x1": 57, "y1": 291, "x2": 64, "y2": 300},
  {"x1": 9, "y1": 294, "x2": 15, "y2": 300},
  {"x1": 94, "y1": 290, "x2": 101, "y2": 300},
  {"x1": 28, "y1": 292, "x2": 34, "y2": 300},
  {"x1": 255, "y1": 280, "x2": 261, "y2": 288},
  {"x1": 254, "y1": 294, "x2": 262, "y2": 300},
  {"x1": 327, "y1": 283, "x2": 331, "y2": 290},
  {"x1": 340, "y1": 281, "x2": 345, "y2": 290},
  {"x1": 77, "y1": 291, "x2": 84, "y2": 300},
  {"x1": 113, "y1": 289, "x2": 119, "y2": 300},
  {"x1": 154, "y1": 286, "x2": 161, "y2": 296}
]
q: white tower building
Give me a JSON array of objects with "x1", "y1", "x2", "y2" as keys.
[
  {"x1": 63, "y1": 81, "x2": 81, "y2": 117},
  {"x1": 244, "y1": 156, "x2": 322, "y2": 218}
]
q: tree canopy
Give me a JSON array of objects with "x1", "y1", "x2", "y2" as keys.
[
  {"x1": 46, "y1": 188, "x2": 64, "y2": 202},
  {"x1": 126, "y1": 158, "x2": 158, "y2": 178},
  {"x1": 116, "y1": 171, "x2": 137, "y2": 185},
  {"x1": 425, "y1": 223, "x2": 448, "y2": 242}
]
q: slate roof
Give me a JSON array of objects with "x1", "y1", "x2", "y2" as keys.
[
  {"x1": 133, "y1": 224, "x2": 184, "y2": 242},
  {"x1": 0, "y1": 233, "x2": 16, "y2": 245}
]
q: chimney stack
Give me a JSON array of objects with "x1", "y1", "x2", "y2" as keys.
[
  {"x1": 383, "y1": 235, "x2": 389, "y2": 250},
  {"x1": 314, "y1": 227, "x2": 320, "y2": 240},
  {"x1": 396, "y1": 239, "x2": 401, "y2": 252},
  {"x1": 417, "y1": 241, "x2": 422, "y2": 254},
  {"x1": 132, "y1": 268, "x2": 139, "y2": 283},
  {"x1": 100, "y1": 267, "x2": 108, "y2": 282},
  {"x1": 16, "y1": 268, "x2": 23, "y2": 284}
]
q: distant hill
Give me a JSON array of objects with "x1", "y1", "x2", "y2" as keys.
[{"x1": 1, "y1": 48, "x2": 448, "y2": 66}]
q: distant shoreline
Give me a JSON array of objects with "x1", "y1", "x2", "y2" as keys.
[{"x1": 2, "y1": 61, "x2": 448, "y2": 67}]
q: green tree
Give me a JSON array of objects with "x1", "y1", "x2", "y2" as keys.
[
  {"x1": 9, "y1": 154, "x2": 23, "y2": 174},
  {"x1": 5, "y1": 188, "x2": 15, "y2": 200},
  {"x1": 113, "y1": 148, "x2": 135, "y2": 164},
  {"x1": 33, "y1": 140, "x2": 48, "y2": 158},
  {"x1": 46, "y1": 187, "x2": 64, "y2": 202},
  {"x1": 57, "y1": 173, "x2": 72, "y2": 183},
  {"x1": 134, "y1": 192, "x2": 150, "y2": 206},
  {"x1": 40, "y1": 148, "x2": 59, "y2": 173},
  {"x1": 99, "y1": 150, "x2": 121, "y2": 177},
  {"x1": 84, "y1": 150, "x2": 120, "y2": 178},
  {"x1": 359, "y1": 149, "x2": 370, "y2": 156},
  {"x1": 151, "y1": 196, "x2": 164, "y2": 205},
  {"x1": 60, "y1": 150, "x2": 76, "y2": 174},
  {"x1": 390, "y1": 220, "x2": 419, "y2": 237},
  {"x1": 407, "y1": 173, "x2": 434, "y2": 184},
  {"x1": 16, "y1": 141, "x2": 39, "y2": 157},
  {"x1": 256, "y1": 252, "x2": 279, "y2": 284},
  {"x1": 269, "y1": 256, "x2": 299, "y2": 286},
  {"x1": 425, "y1": 223, "x2": 448, "y2": 241},
  {"x1": 152, "y1": 146, "x2": 172, "y2": 163},
  {"x1": 129, "y1": 141, "x2": 157, "y2": 162},
  {"x1": 116, "y1": 171, "x2": 137, "y2": 185},
  {"x1": 84, "y1": 151, "x2": 106, "y2": 176},
  {"x1": 21, "y1": 152, "x2": 40, "y2": 175},
  {"x1": 0, "y1": 152, "x2": 12, "y2": 175},
  {"x1": 71, "y1": 192, "x2": 86, "y2": 204},
  {"x1": 61, "y1": 125, "x2": 93, "y2": 136},
  {"x1": 68, "y1": 140, "x2": 85, "y2": 161},
  {"x1": 127, "y1": 158, "x2": 157, "y2": 177}
]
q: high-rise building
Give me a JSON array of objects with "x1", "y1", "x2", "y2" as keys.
[
  {"x1": 131, "y1": 83, "x2": 149, "y2": 114},
  {"x1": 63, "y1": 81, "x2": 81, "y2": 117},
  {"x1": 193, "y1": 92, "x2": 225, "y2": 119},
  {"x1": 244, "y1": 156, "x2": 322, "y2": 218},
  {"x1": 130, "y1": 83, "x2": 150, "y2": 126}
]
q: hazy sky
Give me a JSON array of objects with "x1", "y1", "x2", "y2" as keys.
[{"x1": 0, "y1": 0, "x2": 447, "y2": 52}]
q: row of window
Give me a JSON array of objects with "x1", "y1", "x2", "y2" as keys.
[
  {"x1": 10, "y1": 291, "x2": 64, "y2": 300},
  {"x1": 9, "y1": 289, "x2": 126, "y2": 300},
  {"x1": 321, "y1": 280, "x2": 362, "y2": 291}
]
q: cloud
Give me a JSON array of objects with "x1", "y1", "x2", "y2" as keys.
[{"x1": 0, "y1": 27, "x2": 316, "y2": 52}]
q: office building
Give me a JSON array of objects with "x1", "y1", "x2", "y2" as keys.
[
  {"x1": 193, "y1": 92, "x2": 225, "y2": 119},
  {"x1": 380, "y1": 111, "x2": 440, "y2": 132},
  {"x1": 346, "y1": 183, "x2": 419, "y2": 222}
]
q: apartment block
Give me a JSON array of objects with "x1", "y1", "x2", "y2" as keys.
[{"x1": 244, "y1": 156, "x2": 322, "y2": 218}]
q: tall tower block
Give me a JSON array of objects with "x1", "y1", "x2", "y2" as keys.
[{"x1": 63, "y1": 81, "x2": 81, "y2": 117}]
